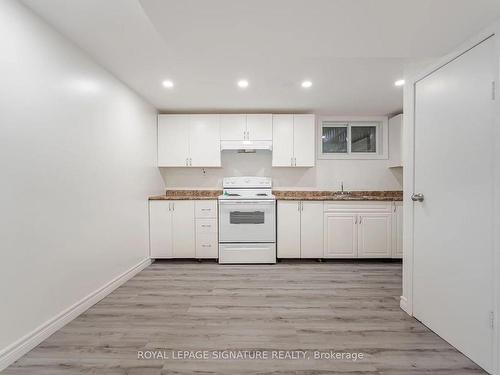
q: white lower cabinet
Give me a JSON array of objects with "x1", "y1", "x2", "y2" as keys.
[
  {"x1": 149, "y1": 200, "x2": 195, "y2": 258},
  {"x1": 195, "y1": 200, "x2": 218, "y2": 259},
  {"x1": 323, "y1": 213, "x2": 358, "y2": 258},
  {"x1": 171, "y1": 201, "x2": 196, "y2": 258},
  {"x1": 357, "y1": 213, "x2": 392, "y2": 258},
  {"x1": 149, "y1": 200, "x2": 174, "y2": 258},
  {"x1": 324, "y1": 202, "x2": 395, "y2": 259},
  {"x1": 277, "y1": 201, "x2": 323, "y2": 259},
  {"x1": 392, "y1": 202, "x2": 403, "y2": 258}
]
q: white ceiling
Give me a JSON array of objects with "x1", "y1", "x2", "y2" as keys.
[{"x1": 22, "y1": 0, "x2": 500, "y2": 115}]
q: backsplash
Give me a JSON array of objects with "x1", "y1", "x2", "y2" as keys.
[{"x1": 160, "y1": 151, "x2": 403, "y2": 191}]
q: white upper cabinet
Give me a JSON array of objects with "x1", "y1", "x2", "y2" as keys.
[
  {"x1": 388, "y1": 114, "x2": 403, "y2": 168},
  {"x1": 220, "y1": 114, "x2": 272, "y2": 141},
  {"x1": 272, "y1": 115, "x2": 294, "y2": 166},
  {"x1": 220, "y1": 114, "x2": 246, "y2": 141},
  {"x1": 158, "y1": 115, "x2": 190, "y2": 167},
  {"x1": 158, "y1": 114, "x2": 221, "y2": 167},
  {"x1": 189, "y1": 114, "x2": 220, "y2": 167},
  {"x1": 246, "y1": 114, "x2": 272, "y2": 140},
  {"x1": 293, "y1": 114, "x2": 315, "y2": 167},
  {"x1": 272, "y1": 114, "x2": 315, "y2": 167}
]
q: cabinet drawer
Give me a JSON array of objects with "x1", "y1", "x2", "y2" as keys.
[
  {"x1": 196, "y1": 219, "x2": 217, "y2": 233},
  {"x1": 324, "y1": 201, "x2": 392, "y2": 213},
  {"x1": 196, "y1": 233, "x2": 218, "y2": 258},
  {"x1": 195, "y1": 200, "x2": 218, "y2": 218}
]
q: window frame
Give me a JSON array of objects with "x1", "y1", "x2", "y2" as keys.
[{"x1": 317, "y1": 116, "x2": 388, "y2": 160}]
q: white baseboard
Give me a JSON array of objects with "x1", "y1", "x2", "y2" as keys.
[
  {"x1": 400, "y1": 295, "x2": 411, "y2": 315},
  {"x1": 0, "y1": 258, "x2": 152, "y2": 371}
]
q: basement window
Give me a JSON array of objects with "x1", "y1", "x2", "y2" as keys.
[{"x1": 318, "y1": 117, "x2": 388, "y2": 160}]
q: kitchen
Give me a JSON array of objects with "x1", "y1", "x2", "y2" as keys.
[
  {"x1": 150, "y1": 113, "x2": 404, "y2": 263},
  {"x1": 1, "y1": 1, "x2": 499, "y2": 374}
]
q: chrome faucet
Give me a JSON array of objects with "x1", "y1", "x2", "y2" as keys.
[{"x1": 339, "y1": 181, "x2": 350, "y2": 195}]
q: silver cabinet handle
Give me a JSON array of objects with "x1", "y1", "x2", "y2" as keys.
[
  {"x1": 355, "y1": 216, "x2": 357, "y2": 224},
  {"x1": 201, "y1": 208, "x2": 211, "y2": 211},
  {"x1": 201, "y1": 244, "x2": 212, "y2": 247},
  {"x1": 190, "y1": 158, "x2": 192, "y2": 166},
  {"x1": 300, "y1": 201, "x2": 304, "y2": 211},
  {"x1": 172, "y1": 202, "x2": 175, "y2": 211},
  {"x1": 411, "y1": 193, "x2": 424, "y2": 202},
  {"x1": 291, "y1": 157, "x2": 294, "y2": 167},
  {"x1": 294, "y1": 157, "x2": 297, "y2": 167},
  {"x1": 201, "y1": 224, "x2": 211, "y2": 228},
  {"x1": 297, "y1": 202, "x2": 300, "y2": 211},
  {"x1": 359, "y1": 216, "x2": 362, "y2": 224}
]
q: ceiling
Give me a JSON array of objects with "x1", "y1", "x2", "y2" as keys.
[{"x1": 22, "y1": 0, "x2": 500, "y2": 115}]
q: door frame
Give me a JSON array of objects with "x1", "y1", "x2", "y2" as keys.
[{"x1": 401, "y1": 21, "x2": 500, "y2": 374}]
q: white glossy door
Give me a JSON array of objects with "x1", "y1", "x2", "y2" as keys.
[
  {"x1": 171, "y1": 200, "x2": 195, "y2": 258},
  {"x1": 357, "y1": 214, "x2": 391, "y2": 258},
  {"x1": 300, "y1": 201, "x2": 323, "y2": 258},
  {"x1": 277, "y1": 201, "x2": 301, "y2": 258},
  {"x1": 220, "y1": 114, "x2": 246, "y2": 141},
  {"x1": 272, "y1": 115, "x2": 294, "y2": 167},
  {"x1": 323, "y1": 213, "x2": 357, "y2": 258},
  {"x1": 158, "y1": 115, "x2": 190, "y2": 167},
  {"x1": 246, "y1": 114, "x2": 272, "y2": 140},
  {"x1": 293, "y1": 114, "x2": 315, "y2": 167},
  {"x1": 413, "y1": 37, "x2": 495, "y2": 371},
  {"x1": 149, "y1": 201, "x2": 173, "y2": 258},
  {"x1": 189, "y1": 114, "x2": 221, "y2": 167}
]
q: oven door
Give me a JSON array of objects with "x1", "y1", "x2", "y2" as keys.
[{"x1": 219, "y1": 200, "x2": 276, "y2": 243}]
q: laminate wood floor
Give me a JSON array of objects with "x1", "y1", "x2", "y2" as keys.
[{"x1": 5, "y1": 261, "x2": 486, "y2": 374}]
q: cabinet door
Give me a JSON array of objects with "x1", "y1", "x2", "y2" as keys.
[
  {"x1": 388, "y1": 114, "x2": 403, "y2": 167},
  {"x1": 189, "y1": 114, "x2": 221, "y2": 167},
  {"x1": 149, "y1": 201, "x2": 173, "y2": 258},
  {"x1": 171, "y1": 200, "x2": 195, "y2": 258},
  {"x1": 246, "y1": 114, "x2": 272, "y2": 140},
  {"x1": 392, "y1": 203, "x2": 403, "y2": 258},
  {"x1": 220, "y1": 114, "x2": 246, "y2": 141},
  {"x1": 277, "y1": 201, "x2": 301, "y2": 258},
  {"x1": 272, "y1": 115, "x2": 294, "y2": 167},
  {"x1": 293, "y1": 114, "x2": 315, "y2": 167},
  {"x1": 300, "y1": 201, "x2": 324, "y2": 258},
  {"x1": 358, "y1": 213, "x2": 392, "y2": 258},
  {"x1": 158, "y1": 115, "x2": 190, "y2": 167},
  {"x1": 324, "y1": 213, "x2": 357, "y2": 258}
]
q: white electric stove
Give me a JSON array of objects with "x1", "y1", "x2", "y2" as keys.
[{"x1": 218, "y1": 177, "x2": 276, "y2": 264}]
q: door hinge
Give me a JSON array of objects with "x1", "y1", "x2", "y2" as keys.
[
  {"x1": 492, "y1": 81, "x2": 496, "y2": 100},
  {"x1": 489, "y1": 311, "x2": 494, "y2": 329}
]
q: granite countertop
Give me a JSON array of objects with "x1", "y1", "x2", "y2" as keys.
[
  {"x1": 149, "y1": 190, "x2": 222, "y2": 200},
  {"x1": 149, "y1": 190, "x2": 403, "y2": 201},
  {"x1": 273, "y1": 190, "x2": 403, "y2": 201}
]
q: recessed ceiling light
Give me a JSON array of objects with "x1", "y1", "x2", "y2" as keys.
[
  {"x1": 237, "y1": 79, "x2": 249, "y2": 88},
  {"x1": 162, "y1": 80, "x2": 174, "y2": 88},
  {"x1": 301, "y1": 80, "x2": 312, "y2": 88},
  {"x1": 394, "y1": 79, "x2": 405, "y2": 87}
]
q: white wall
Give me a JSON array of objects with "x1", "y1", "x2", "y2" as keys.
[
  {"x1": 0, "y1": 0, "x2": 164, "y2": 359},
  {"x1": 160, "y1": 151, "x2": 403, "y2": 191}
]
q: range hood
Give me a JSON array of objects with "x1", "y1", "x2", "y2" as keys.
[{"x1": 220, "y1": 140, "x2": 272, "y2": 151}]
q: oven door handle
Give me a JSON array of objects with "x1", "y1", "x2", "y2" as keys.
[{"x1": 219, "y1": 200, "x2": 275, "y2": 205}]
